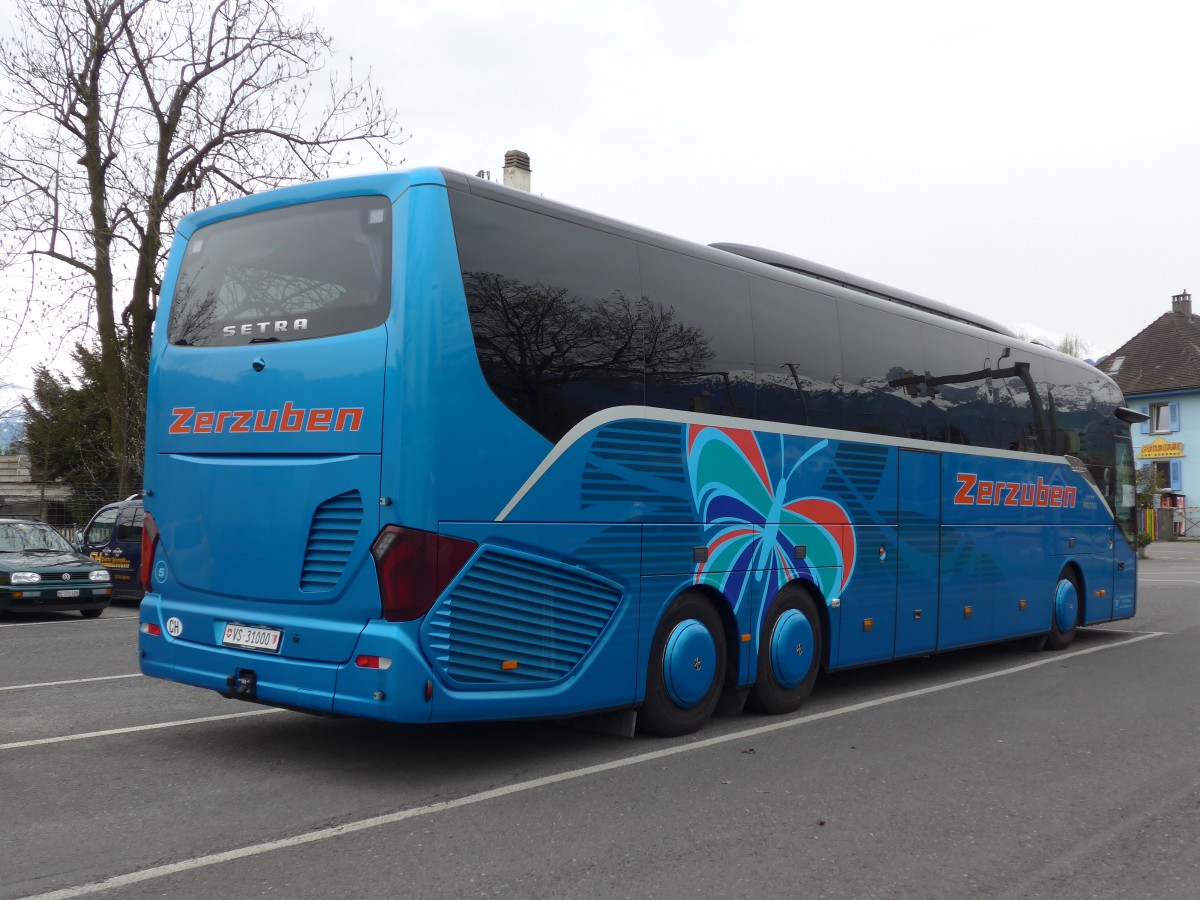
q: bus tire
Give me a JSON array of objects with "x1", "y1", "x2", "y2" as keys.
[
  {"x1": 747, "y1": 585, "x2": 822, "y2": 714},
  {"x1": 639, "y1": 592, "x2": 727, "y2": 737},
  {"x1": 1046, "y1": 569, "x2": 1082, "y2": 651}
]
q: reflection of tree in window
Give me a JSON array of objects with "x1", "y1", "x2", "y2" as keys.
[
  {"x1": 168, "y1": 281, "x2": 222, "y2": 346},
  {"x1": 168, "y1": 196, "x2": 390, "y2": 346},
  {"x1": 463, "y1": 271, "x2": 713, "y2": 441}
]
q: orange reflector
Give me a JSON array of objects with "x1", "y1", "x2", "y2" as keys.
[
  {"x1": 1095, "y1": 589, "x2": 1106, "y2": 598},
  {"x1": 741, "y1": 633, "x2": 752, "y2": 643},
  {"x1": 863, "y1": 618, "x2": 874, "y2": 633},
  {"x1": 501, "y1": 660, "x2": 519, "y2": 671},
  {"x1": 140, "y1": 622, "x2": 162, "y2": 636},
  {"x1": 964, "y1": 606, "x2": 973, "y2": 619},
  {"x1": 1019, "y1": 599, "x2": 1027, "y2": 611}
]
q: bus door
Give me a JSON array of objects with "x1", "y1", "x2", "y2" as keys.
[
  {"x1": 1112, "y1": 530, "x2": 1136, "y2": 618},
  {"x1": 896, "y1": 449, "x2": 940, "y2": 656},
  {"x1": 1111, "y1": 439, "x2": 1138, "y2": 620}
]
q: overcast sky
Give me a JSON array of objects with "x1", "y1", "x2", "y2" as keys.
[
  {"x1": 300, "y1": 0, "x2": 1198, "y2": 358},
  {"x1": 3, "y1": 0, "x2": 1198, "y2": 402}
]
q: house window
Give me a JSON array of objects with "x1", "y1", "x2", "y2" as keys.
[
  {"x1": 1152, "y1": 460, "x2": 1183, "y2": 492},
  {"x1": 1108, "y1": 356, "x2": 1125, "y2": 374},
  {"x1": 1148, "y1": 402, "x2": 1180, "y2": 434}
]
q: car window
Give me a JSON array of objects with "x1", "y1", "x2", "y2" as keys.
[
  {"x1": 116, "y1": 506, "x2": 143, "y2": 543},
  {"x1": 85, "y1": 508, "x2": 118, "y2": 546},
  {"x1": 0, "y1": 522, "x2": 75, "y2": 553}
]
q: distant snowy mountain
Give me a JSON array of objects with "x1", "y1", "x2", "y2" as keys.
[
  {"x1": 1011, "y1": 323, "x2": 1107, "y2": 365},
  {"x1": 0, "y1": 383, "x2": 28, "y2": 450}
]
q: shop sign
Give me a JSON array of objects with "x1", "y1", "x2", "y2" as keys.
[{"x1": 1138, "y1": 437, "x2": 1185, "y2": 459}]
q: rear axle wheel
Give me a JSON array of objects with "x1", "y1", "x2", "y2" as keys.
[{"x1": 639, "y1": 592, "x2": 727, "y2": 736}]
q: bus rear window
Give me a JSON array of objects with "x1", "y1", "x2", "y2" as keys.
[{"x1": 168, "y1": 196, "x2": 392, "y2": 347}]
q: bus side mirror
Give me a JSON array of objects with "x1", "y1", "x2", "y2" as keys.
[{"x1": 1115, "y1": 407, "x2": 1149, "y2": 425}]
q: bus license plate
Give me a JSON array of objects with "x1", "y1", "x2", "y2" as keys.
[
  {"x1": 222, "y1": 623, "x2": 283, "y2": 653},
  {"x1": 57, "y1": 589, "x2": 80, "y2": 598}
]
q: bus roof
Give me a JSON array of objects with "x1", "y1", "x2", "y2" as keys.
[
  {"x1": 439, "y1": 170, "x2": 1019, "y2": 340},
  {"x1": 709, "y1": 243, "x2": 1018, "y2": 339}
]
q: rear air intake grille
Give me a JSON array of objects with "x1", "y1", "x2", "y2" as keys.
[
  {"x1": 422, "y1": 546, "x2": 623, "y2": 686},
  {"x1": 300, "y1": 490, "x2": 363, "y2": 591}
]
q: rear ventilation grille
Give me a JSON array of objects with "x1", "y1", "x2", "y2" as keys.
[
  {"x1": 300, "y1": 490, "x2": 363, "y2": 591},
  {"x1": 422, "y1": 546, "x2": 623, "y2": 686}
]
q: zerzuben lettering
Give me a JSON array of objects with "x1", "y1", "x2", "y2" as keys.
[
  {"x1": 953, "y1": 473, "x2": 1077, "y2": 508},
  {"x1": 168, "y1": 402, "x2": 363, "y2": 435}
]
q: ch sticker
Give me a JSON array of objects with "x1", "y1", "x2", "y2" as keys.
[{"x1": 165, "y1": 617, "x2": 183, "y2": 637}]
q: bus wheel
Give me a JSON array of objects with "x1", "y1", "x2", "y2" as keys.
[
  {"x1": 747, "y1": 585, "x2": 822, "y2": 714},
  {"x1": 1046, "y1": 569, "x2": 1081, "y2": 651},
  {"x1": 639, "y1": 592, "x2": 727, "y2": 737}
]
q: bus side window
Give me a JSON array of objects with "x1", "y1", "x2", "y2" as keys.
[
  {"x1": 920, "y1": 325, "x2": 992, "y2": 447},
  {"x1": 839, "y1": 303, "x2": 927, "y2": 440},
  {"x1": 449, "y1": 191, "x2": 644, "y2": 442},
  {"x1": 750, "y1": 277, "x2": 843, "y2": 431},
  {"x1": 638, "y1": 245, "x2": 753, "y2": 419}
]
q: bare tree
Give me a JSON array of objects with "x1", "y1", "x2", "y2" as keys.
[
  {"x1": 0, "y1": 0, "x2": 404, "y2": 494},
  {"x1": 1056, "y1": 332, "x2": 1084, "y2": 358}
]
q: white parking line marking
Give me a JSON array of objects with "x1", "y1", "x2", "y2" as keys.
[
  {"x1": 16, "y1": 631, "x2": 1166, "y2": 900},
  {"x1": 0, "y1": 616, "x2": 137, "y2": 629},
  {"x1": 0, "y1": 708, "x2": 284, "y2": 752},
  {"x1": 0, "y1": 674, "x2": 141, "y2": 693}
]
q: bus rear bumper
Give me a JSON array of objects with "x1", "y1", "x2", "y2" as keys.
[{"x1": 138, "y1": 598, "x2": 435, "y2": 724}]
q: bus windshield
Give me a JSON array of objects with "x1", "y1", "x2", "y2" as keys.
[{"x1": 167, "y1": 195, "x2": 392, "y2": 347}]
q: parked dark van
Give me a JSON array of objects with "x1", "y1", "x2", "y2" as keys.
[{"x1": 81, "y1": 494, "x2": 144, "y2": 600}]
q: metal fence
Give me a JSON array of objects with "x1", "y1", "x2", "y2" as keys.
[{"x1": 0, "y1": 477, "x2": 124, "y2": 534}]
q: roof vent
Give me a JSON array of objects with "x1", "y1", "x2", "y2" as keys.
[{"x1": 1172, "y1": 290, "x2": 1191, "y2": 316}]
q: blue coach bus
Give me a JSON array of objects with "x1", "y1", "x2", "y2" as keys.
[{"x1": 138, "y1": 168, "x2": 1140, "y2": 735}]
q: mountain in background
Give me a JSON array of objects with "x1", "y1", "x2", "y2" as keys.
[
  {"x1": 1012, "y1": 322, "x2": 1106, "y2": 366},
  {"x1": 0, "y1": 383, "x2": 27, "y2": 451}
]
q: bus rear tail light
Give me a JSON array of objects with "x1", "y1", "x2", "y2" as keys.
[
  {"x1": 141, "y1": 622, "x2": 162, "y2": 637},
  {"x1": 355, "y1": 655, "x2": 393, "y2": 670},
  {"x1": 141, "y1": 511, "x2": 160, "y2": 592},
  {"x1": 370, "y1": 526, "x2": 476, "y2": 622}
]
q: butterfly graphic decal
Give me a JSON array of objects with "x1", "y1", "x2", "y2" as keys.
[{"x1": 686, "y1": 425, "x2": 856, "y2": 613}]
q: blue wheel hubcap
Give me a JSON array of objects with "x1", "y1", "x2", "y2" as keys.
[
  {"x1": 1054, "y1": 579, "x2": 1078, "y2": 633},
  {"x1": 663, "y1": 619, "x2": 717, "y2": 708},
  {"x1": 770, "y1": 608, "x2": 815, "y2": 689}
]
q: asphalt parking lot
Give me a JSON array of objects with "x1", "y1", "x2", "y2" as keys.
[{"x1": 3, "y1": 542, "x2": 1199, "y2": 899}]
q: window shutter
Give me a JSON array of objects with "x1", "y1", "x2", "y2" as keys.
[
  {"x1": 1170, "y1": 460, "x2": 1182, "y2": 491},
  {"x1": 1169, "y1": 402, "x2": 1181, "y2": 432},
  {"x1": 1140, "y1": 404, "x2": 1149, "y2": 435}
]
